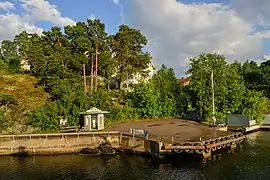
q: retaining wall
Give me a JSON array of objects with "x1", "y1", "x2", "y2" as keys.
[{"x1": 0, "y1": 132, "x2": 120, "y2": 155}]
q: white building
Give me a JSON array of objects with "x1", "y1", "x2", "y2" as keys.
[
  {"x1": 20, "y1": 59, "x2": 31, "y2": 71},
  {"x1": 110, "y1": 61, "x2": 156, "y2": 91}
]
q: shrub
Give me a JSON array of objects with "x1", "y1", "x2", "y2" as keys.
[
  {"x1": 28, "y1": 102, "x2": 60, "y2": 132},
  {"x1": 240, "y1": 90, "x2": 269, "y2": 124},
  {"x1": 107, "y1": 106, "x2": 140, "y2": 123}
]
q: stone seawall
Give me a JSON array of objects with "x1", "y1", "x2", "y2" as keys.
[{"x1": 0, "y1": 132, "x2": 120, "y2": 156}]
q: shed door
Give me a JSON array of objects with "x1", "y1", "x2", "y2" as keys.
[{"x1": 91, "y1": 115, "x2": 98, "y2": 130}]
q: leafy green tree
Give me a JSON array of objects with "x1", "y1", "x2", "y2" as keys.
[
  {"x1": 1, "y1": 40, "x2": 20, "y2": 72},
  {"x1": 126, "y1": 65, "x2": 186, "y2": 118},
  {"x1": 28, "y1": 102, "x2": 60, "y2": 132},
  {"x1": 152, "y1": 65, "x2": 187, "y2": 116},
  {"x1": 187, "y1": 53, "x2": 245, "y2": 122},
  {"x1": 0, "y1": 52, "x2": 8, "y2": 70},
  {"x1": 239, "y1": 90, "x2": 269, "y2": 124},
  {"x1": 242, "y1": 61, "x2": 262, "y2": 90},
  {"x1": 260, "y1": 60, "x2": 270, "y2": 99}
]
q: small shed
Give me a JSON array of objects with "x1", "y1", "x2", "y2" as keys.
[
  {"x1": 79, "y1": 107, "x2": 109, "y2": 131},
  {"x1": 226, "y1": 114, "x2": 257, "y2": 127}
]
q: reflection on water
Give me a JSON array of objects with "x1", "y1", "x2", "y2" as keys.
[{"x1": 0, "y1": 131, "x2": 270, "y2": 180}]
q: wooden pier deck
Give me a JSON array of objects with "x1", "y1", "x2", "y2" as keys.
[
  {"x1": 112, "y1": 119, "x2": 246, "y2": 158},
  {"x1": 112, "y1": 119, "x2": 238, "y2": 142}
]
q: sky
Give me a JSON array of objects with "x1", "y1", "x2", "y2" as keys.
[{"x1": 1, "y1": 0, "x2": 270, "y2": 77}]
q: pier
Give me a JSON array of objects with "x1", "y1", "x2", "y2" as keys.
[
  {"x1": 112, "y1": 119, "x2": 246, "y2": 159},
  {"x1": 0, "y1": 119, "x2": 247, "y2": 160}
]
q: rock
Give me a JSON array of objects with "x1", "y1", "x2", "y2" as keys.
[
  {"x1": 79, "y1": 148, "x2": 101, "y2": 155},
  {"x1": 98, "y1": 143, "x2": 116, "y2": 155}
]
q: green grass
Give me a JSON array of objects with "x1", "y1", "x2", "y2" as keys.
[{"x1": 0, "y1": 72, "x2": 49, "y2": 132}]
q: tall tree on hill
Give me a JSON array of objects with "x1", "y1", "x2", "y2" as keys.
[
  {"x1": 14, "y1": 31, "x2": 32, "y2": 64},
  {"x1": 0, "y1": 49, "x2": 8, "y2": 70},
  {"x1": 112, "y1": 25, "x2": 151, "y2": 89},
  {"x1": 24, "y1": 34, "x2": 45, "y2": 76},
  {"x1": 65, "y1": 19, "x2": 112, "y2": 91},
  {"x1": 1, "y1": 40, "x2": 19, "y2": 72}
]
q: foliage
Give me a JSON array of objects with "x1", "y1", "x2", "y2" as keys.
[
  {"x1": 0, "y1": 94, "x2": 17, "y2": 107},
  {"x1": 126, "y1": 65, "x2": 186, "y2": 118},
  {"x1": 0, "y1": 94, "x2": 17, "y2": 130},
  {"x1": 0, "y1": 108, "x2": 8, "y2": 130},
  {"x1": 1, "y1": 15, "x2": 269, "y2": 132},
  {"x1": 239, "y1": 90, "x2": 269, "y2": 124},
  {"x1": 112, "y1": 25, "x2": 152, "y2": 88},
  {"x1": 0, "y1": 54, "x2": 8, "y2": 71},
  {"x1": 126, "y1": 82, "x2": 161, "y2": 117},
  {"x1": 28, "y1": 102, "x2": 60, "y2": 132},
  {"x1": 107, "y1": 106, "x2": 140, "y2": 123},
  {"x1": 187, "y1": 53, "x2": 246, "y2": 122}
]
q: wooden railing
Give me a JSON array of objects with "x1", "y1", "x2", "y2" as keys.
[{"x1": 0, "y1": 131, "x2": 120, "y2": 140}]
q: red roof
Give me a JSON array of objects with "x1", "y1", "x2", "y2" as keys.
[{"x1": 179, "y1": 77, "x2": 190, "y2": 86}]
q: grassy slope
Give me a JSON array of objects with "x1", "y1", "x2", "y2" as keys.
[{"x1": 0, "y1": 72, "x2": 48, "y2": 132}]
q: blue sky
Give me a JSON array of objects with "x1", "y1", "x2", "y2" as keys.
[{"x1": 1, "y1": 0, "x2": 270, "y2": 76}]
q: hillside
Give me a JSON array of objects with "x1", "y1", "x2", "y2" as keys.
[{"x1": 0, "y1": 73, "x2": 48, "y2": 133}]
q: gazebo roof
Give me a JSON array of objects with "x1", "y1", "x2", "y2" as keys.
[{"x1": 80, "y1": 107, "x2": 109, "y2": 115}]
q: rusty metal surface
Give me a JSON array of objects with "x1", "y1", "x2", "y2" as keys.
[
  {"x1": 164, "y1": 145, "x2": 205, "y2": 150},
  {"x1": 163, "y1": 134, "x2": 246, "y2": 150}
]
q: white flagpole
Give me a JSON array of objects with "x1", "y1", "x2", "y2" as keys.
[{"x1": 211, "y1": 69, "x2": 216, "y2": 125}]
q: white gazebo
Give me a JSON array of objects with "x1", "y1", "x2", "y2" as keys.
[{"x1": 79, "y1": 107, "x2": 109, "y2": 131}]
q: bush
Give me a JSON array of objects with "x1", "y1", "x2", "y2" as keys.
[
  {"x1": 28, "y1": 102, "x2": 60, "y2": 132},
  {"x1": 107, "y1": 106, "x2": 140, "y2": 123},
  {"x1": 240, "y1": 90, "x2": 269, "y2": 124},
  {"x1": 0, "y1": 94, "x2": 17, "y2": 107}
]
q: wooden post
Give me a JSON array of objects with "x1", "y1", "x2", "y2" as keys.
[
  {"x1": 91, "y1": 54, "x2": 94, "y2": 91},
  {"x1": 95, "y1": 37, "x2": 98, "y2": 92},
  {"x1": 203, "y1": 150, "x2": 212, "y2": 163},
  {"x1": 83, "y1": 63, "x2": 87, "y2": 95}
]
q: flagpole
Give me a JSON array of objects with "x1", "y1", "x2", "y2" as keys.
[{"x1": 211, "y1": 69, "x2": 216, "y2": 125}]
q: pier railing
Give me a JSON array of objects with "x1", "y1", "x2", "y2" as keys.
[{"x1": 0, "y1": 131, "x2": 120, "y2": 140}]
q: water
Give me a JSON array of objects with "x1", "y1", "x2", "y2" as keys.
[{"x1": 0, "y1": 131, "x2": 270, "y2": 180}]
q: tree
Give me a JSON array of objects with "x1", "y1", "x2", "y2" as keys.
[
  {"x1": 187, "y1": 53, "x2": 245, "y2": 122},
  {"x1": 152, "y1": 65, "x2": 187, "y2": 116},
  {"x1": 242, "y1": 60, "x2": 262, "y2": 90},
  {"x1": 1, "y1": 40, "x2": 19, "y2": 72},
  {"x1": 112, "y1": 25, "x2": 151, "y2": 89},
  {"x1": 260, "y1": 60, "x2": 270, "y2": 99},
  {"x1": 239, "y1": 90, "x2": 269, "y2": 124},
  {"x1": 126, "y1": 65, "x2": 186, "y2": 117},
  {"x1": 0, "y1": 52, "x2": 8, "y2": 70},
  {"x1": 65, "y1": 19, "x2": 113, "y2": 91}
]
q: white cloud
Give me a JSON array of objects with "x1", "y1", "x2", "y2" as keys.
[
  {"x1": 88, "y1": 14, "x2": 96, "y2": 20},
  {"x1": 19, "y1": 0, "x2": 75, "y2": 26},
  {"x1": 230, "y1": 0, "x2": 270, "y2": 26},
  {"x1": 129, "y1": 0, "x2": 267, "y2": 76},
  {"x1": 0, "y1": 0, "x2": 75, "y2": 42},
  {"x1": 0, "y1": 13, "x2": 43, "y2": 41},
  {"x1": 110, "y1": 0, "x2": 120, "y2": 5},
  {"x1": 0, "y1": 1, "x2": 15, "y2": 10},
  {"x1": 109, "y1": 0, "x2": 124, "y2": 24}
]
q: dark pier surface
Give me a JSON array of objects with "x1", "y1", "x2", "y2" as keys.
[
  {"x1": 112, "y1": 119, "x2": 245, "y2": 158},
  {"x1": 112, "y1": 119, "x2": 236, "y2": 143}
]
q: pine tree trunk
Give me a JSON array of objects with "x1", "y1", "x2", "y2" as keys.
[
  {"x1": 95, "y1": 37, "x2": 98, "y2": 92},
  {"x1": 83, "y1": 63, "x2": 87, "y2": 95},
  {"x1": 91, "y1": 54, "x2": 94, "y2": 91}
]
